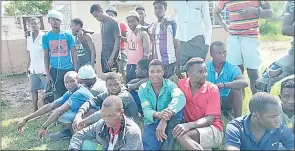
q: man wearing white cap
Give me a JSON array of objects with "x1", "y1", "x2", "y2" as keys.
[
  {"x1": 78, "y1": 65, "x2": 107, "y2": 96},
  {"x1": 43, "y1": 9, "x2": 78, "y2": 99}
]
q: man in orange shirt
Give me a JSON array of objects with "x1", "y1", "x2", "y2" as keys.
[{"x1": 174, "y1": 57, "x2": 223, "y2": 150}]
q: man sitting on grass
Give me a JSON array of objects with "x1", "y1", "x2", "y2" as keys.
[
  {"x1": 77, "y1": 65, "x2": 107, "y2": 96},
  {"x1": 175, "y1": 57, "x2": 223, "y2": 150},
  {"x1": 72, "y1": 72, "x2": 138, "y2": 132},
  {"x1": 69, "y1": 95, "x2": 143, "y2": 150},
  {"x1": 127, "y1": 58, "x2": 150, "y2": 115},
  {"x1": 206, "y1": 41, "x2": 248, "y2": 118},
  {"x1": 17, "y1": 71, "x2": 94, "y2": 141},
  {"x1": 138, "y1": 59, "x2": 186, "y2": 150},
  {"x1": 225, "y1": 92, "x2": 295, "y2": 150}
]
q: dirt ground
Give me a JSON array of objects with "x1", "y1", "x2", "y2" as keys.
[{"x1": 1, "y1": 40, "x2": 291, "y2": 106}]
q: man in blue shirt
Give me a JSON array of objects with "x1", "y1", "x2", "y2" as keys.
[
  {"x1": 225, "y1": 92, "x2": 294, "y2": 150},
  {"x1": 43, "y1": 10, "x2": 78, "y2": 99},
  {"x1": 17, "y1": 71, "x2": 93, "y2": 141},
  {"x1": 206, "y1": 41, "x2": 248, "y2": 118}
]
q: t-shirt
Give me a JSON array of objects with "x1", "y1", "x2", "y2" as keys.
[
  {"x1": 206, "y1": 61, "x2": 242, "y2": 99},
  {"x1": 177, "y1": 79, "x2": 223, "y2": 131},
  {"x1": 42, "y1": 31, "x2": 76, "y2": 70},
  {"x1": 284, "y1": 0, "x2": 294, "y2": 54},
  {"x1": 127, "y1": 31, "x2": 144, "y2": 65},
  {"x1": 101, "y1": 17, "x2": 121, "y2": 59},
  {"x1": 225, "y1": 115, "x2": 294, "y2": 150},
  {"x1": 27, "y1": 31, "x2": 45, "y2": 74},
  {"x1": 75, "y1": 35, "x2": 92, "y2": 66},
  {"x1": 280, "y1": 110, "x2": 294, "y2": 130},
  {"x1": 53, "y1": 85, "x2": 94, "y2": 112},
  {"x1": 89, "y1": 78, "x2": 107, "y2": 96},
  {"x1": 120, "y1": 22, "x2": 128, "y2": 50},
  {"x1": 149, "y1": 21, "x2": 177, "y2": 65},
  {"x1": 217, "y1": 1, "x2": 268, "y2": 37}
]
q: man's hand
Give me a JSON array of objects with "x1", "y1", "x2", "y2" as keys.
[
  {"x1": 172, "y1": 123, "x2": 191, "y2": 138},
  {"x1": 221, "y1": 22, "x2": 230, "y2": 32},
  {"x1": 38, "y1": 127, "x2": 48, "y2": 140},
  {"x1": 156, "y1": 120, "x2": 168, "y2": 142},
  {"x1": 239, "y1": 7, "x2": 259, "y2": 18},
  {"x1": 216, "y1": 83, "x2": 225, "y2": 89},
  {"x1": 161, "y1": 109, "x2": 174, "y2": 120},
  {"x1": 155, "y1": 111, "x2": 170, "y2": 121},
  {"x1": 72, "y1": 116, "x2": 83, "y2": 133},
  {"x1": 17, "y1": 119, "x2": 27, "y2": 133},
  {"x1": 45, "y1": 75, "x2": 52, "y2": 85},
  {"x1": 107, "y1": 57, "x2": 115, "y2": 69}
]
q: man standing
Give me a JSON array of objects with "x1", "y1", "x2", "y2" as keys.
[
  {"x1": 214, "y1": 1, "x2": 273, "y2": 95},
  {"x1": 125, "y1": 11, "x2": 150, "y2": 83},
  {"x1": 90, "y1": 4, "x2": 120, "y2": 73},
  {"x1": 136, "y1": 6, "x2": 150, "y2": 30},
  {"x1": 256, "y1": 0, "x2": 294, "y2": 92},
  {"x1": 70, "y1": 18, "x2": 96, "y2": 69},
  {"x1": 206, "y1": 41, "x2": 248, "y2": 118},
  {"x1": 106, "y1": 7, "x2": 128, "y2": 82},
  {"x1": 165, "y1": 1, "x2": 212, "y2": 69},
  {"x1": 26, "y1": 17, "x2": 46, "y2": 112},
  {"x1": 17, "y1": 71, "x2": 94, "y2": 141},
  {"x1": 43, "y1": 10, "x2": 78, "y2": 99},
  {"x1": 138, "y1": 59, "x2": 186, "y2": 150},
  {"x1": 175, "y1": 57, "x2": 223, "y2": 150},
  {"x1": 149, "y1": 1, "x2": 180, "y2": 78},
  {"x1": 225, "y1": 92, "x2": 294, "y2": 150},
  {"x1": 69, "y1": 96, "x2": 143, "y2": 150}
]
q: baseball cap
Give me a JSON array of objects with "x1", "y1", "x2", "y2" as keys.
[
  {"x1": 126, "y1": 11, "x2": 140, "y2": 20},
  {"x1": 78, "y1": 65, "x2": 96, "y2": 79},
  {"x1": 106, "y1": 7, "x2": 117, "y2": 16},
  {"x1": 47, "y1": 10, "x2": 63, "y2": 22}
]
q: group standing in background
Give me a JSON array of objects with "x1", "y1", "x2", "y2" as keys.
[{"x1": 19, "y1": 1, "x2": 295, "y2": 151}]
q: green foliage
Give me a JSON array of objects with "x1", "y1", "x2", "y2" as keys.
[
  {"x1": 4, "y1": 1, "x2": 52, "y2": 16},
  {"x1": 260, "y1": 20, "x2": 282, "y2": 36}
]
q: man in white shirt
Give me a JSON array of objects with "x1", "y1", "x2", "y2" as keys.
[
  {"x1": 26, "y1": 17, "x2": 46, "y2": 112},
  {"x1": 165, "y1": 1, "x2": 212, "y2": 71}
]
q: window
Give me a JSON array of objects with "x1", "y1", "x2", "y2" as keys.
[{"x1": 209, "y1": 1, "x2": 230, "y2": 27}]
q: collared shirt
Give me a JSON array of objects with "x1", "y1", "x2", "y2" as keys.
[
  {"x1": 217, "y1": 1, "x2": 269, "y2": 38},
  {"x1": 148, "y1": 21, "x2": 177, "y2": 65},
  {"x1": 53, "y1": 85, "x2": 94, "y2": 112},
  {"x1": 168, "y1": 1, "x2": 212, "y2": 45},
  {"x1": 206, "y1": 61, "x2": 242, "y2": 98},
  {"x1": 177, "y1": 79, "x2": 223, "y2": 131},
  {"x1": 138, "y1": 79, "x2": 186, "y2": 125},
  {"x1": 225, "y1": 115, "x2": 295, "y2": 150},
  {"x1": 27, "y1": 31, "x2": 45, "y2": 74}
]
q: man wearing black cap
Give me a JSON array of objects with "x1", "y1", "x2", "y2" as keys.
[{"x1": 90, "y1": 4, "x2": 121, "y2": 73}]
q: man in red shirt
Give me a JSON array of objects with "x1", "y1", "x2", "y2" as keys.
[
  {"x1": 174, "y1": 57, "x2": 223, "y2": 150},
  {"x1": 106, "y1": 7, "x2": 128, "y2": 82}
]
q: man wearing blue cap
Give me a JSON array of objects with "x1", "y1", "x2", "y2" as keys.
[{"x1": 43, "y1": 10, "x2": 78, "y2": 99}]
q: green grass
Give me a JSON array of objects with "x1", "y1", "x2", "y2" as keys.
[
  {"x1": 261, "y1": 35, "x2": 292, "y2": 41},
  {"x1": 1, "y1": 79, "x2": 254, "y2": 150}
]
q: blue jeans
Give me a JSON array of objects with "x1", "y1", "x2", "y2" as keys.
[
  {"x1": 143, "y1": 110, "x2": 183, "y2": 150},
  {"x1": 130, "y1": 90, "x2": 142, "y2": 115},
  {"x1": 126, "y1": 64, "x2": 137, "y2": 83}
]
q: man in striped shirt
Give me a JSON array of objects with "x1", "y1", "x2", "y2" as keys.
[
  {"x1": 148, "y1": 0, "x2": 180, "y2": 79},
  {"x1": 214, "y1": 1, "x2": 273, "y2": 95}
]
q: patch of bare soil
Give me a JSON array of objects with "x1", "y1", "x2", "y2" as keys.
[{"x1": 1, "y1": 40, "x2": 291, "y2": 106}]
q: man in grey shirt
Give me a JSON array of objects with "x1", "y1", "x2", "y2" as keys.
[{"x1": 90, "y1": 4, "x2": 121, "y2": 73}]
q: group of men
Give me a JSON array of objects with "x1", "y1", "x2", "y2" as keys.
[{"x1": 19, "y1": 0, "x2": 294, "y2": 150}]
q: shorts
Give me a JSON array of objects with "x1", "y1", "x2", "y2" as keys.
[
  {"x1": 101, "y1": 57, "x2": 118, "y2": 73},
  {"x1": 118, "y1": 50, "x2": 127, "y2": 72},
  {"x1": 50, "y1": 67, "x2": 73, "y2": 99},
  {"x1": 58, "y1": 110, "x2": 77, "y2": 124},
  {"x1": 256, "y1": 51, "x2": 294, "y2": 92},
  {"x1": 29, "y1": 73, "x2": 46, "y2": 91},
  {"x1": 164, "y1": 63, "x2": 176, "y2": 79},
  {"x1": 126, "y1": 64, "x2": 137, "y2": 83},
  {"x1": 197, "y1": 125, "x2": 223, "y2": 149},
  {"x1": 226, "y1": 35, "x2": 262, "y2": 69},
  {"x1": 179, "y1": 35, "x2": 209, "y2": 67}
]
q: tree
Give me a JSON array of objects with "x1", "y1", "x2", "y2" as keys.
[{"x1": 4, "y1": 1, "x2": 52, "y2": 16}]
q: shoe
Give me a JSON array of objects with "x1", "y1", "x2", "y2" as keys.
[{"x1": 49, "y1": 128, "x2": 72, "y2": 141}]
